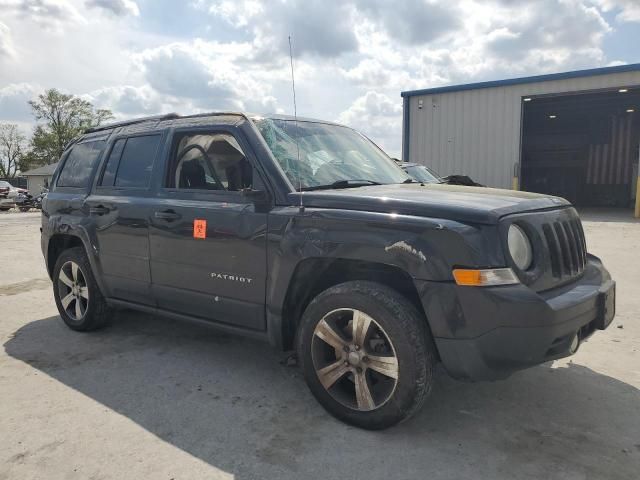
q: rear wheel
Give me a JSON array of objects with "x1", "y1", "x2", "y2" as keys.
[
  {"x1": 53, "y1": 247, "x2": 112, "y2": 331},
  {"x1": 297, "y1": 281, "x2": 435, "y2": 429}
]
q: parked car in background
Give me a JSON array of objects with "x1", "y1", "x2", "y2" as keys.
[
  {"x1": 0, "y1": 180, "x2": 27, "y2": 211},
  {"x1": 394, "y1": 160, "x2": 485, "y2": 187},
  {"x1": 399, "y1": 162, "x2": 443, "y2": 184}
]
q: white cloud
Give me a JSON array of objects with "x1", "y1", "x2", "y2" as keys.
[
  {"x1": 133, "y1": 41, "x2": 283, "y2": 113},
  {"x1": 593, "y1": 0, "x2": 640, "y2": 22},
  {"x1": 0, "y1": 0, "x2": 636, "y2": 158},
  {"x1": 0, "y1": 21, "x2": 16, "y2": 59},
  {"x1": 83, "y1": 85, "x2": 163, "y2": 117},
  {"x1": 85, "y1": 0, "x2": 139, "y2": 16},
  {"x1": 0, "y1": 0, "x2": 86, "y2": 32},
  {"x1": 207, "y1": 0, "x2": 359, "y2": 58},
  {"x1": 354, "y1": 0, "x2": 461, "y2": 45},
  {"x1": 338, "y1": 91, "x2": 403, "y2": 156}
]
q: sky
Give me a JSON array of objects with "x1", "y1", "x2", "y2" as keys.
[{"x1": 1, "y1": 0, "x2": 639, "y2": 157}]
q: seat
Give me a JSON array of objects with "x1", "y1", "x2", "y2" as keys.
[{"x1": 178, "y1": 159, "x2": 207, "y2": 189}]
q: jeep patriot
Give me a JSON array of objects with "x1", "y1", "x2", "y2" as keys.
[{"x1": 41, "y1": 112, "x2": 616, "y2": 429}]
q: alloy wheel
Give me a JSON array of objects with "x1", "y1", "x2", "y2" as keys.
[
  {"x1": 311, "y1": 308, "x2": 399, "y2": 411},
  {"x1": 58, "y1": 261, "x2": 89, "y2": 321}
]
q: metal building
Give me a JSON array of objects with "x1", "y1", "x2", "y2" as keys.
[{"x1": 401, "y1": 63, "x2": 640, "y2": 216}]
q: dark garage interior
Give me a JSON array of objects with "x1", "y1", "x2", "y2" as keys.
[{"x1": 521, "y1": 87, "x2": 640, "y2": 208}]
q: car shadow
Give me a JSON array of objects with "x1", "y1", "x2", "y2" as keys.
[{"x1": 4, "y1": 312, "x2": 640, "y2": 479}]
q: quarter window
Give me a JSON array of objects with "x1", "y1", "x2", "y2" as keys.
[
  {"x1": 57, "y1": 141, "x2": 105, "y2": 188},
  {"x1": 166, "y1": 132, "x2": 252, "y2": 191}
]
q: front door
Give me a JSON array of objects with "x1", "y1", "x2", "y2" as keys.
[{"x1": 148, "y1": 127, "x2": 268, "y2": 330}]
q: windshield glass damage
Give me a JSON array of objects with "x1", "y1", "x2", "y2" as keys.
[{"x1": 254, "y1": 118, "x2": 410, "y2": 190}]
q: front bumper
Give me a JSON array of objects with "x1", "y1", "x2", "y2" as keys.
[
  {"x1": 417, "y1": 255, "x2": 615, "y2": 381},
  {"x1": 0, "y1": 198, "x2": 16, "y2": 209}
]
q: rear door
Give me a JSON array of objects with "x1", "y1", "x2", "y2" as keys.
[
  {"x1": 148, "y1": 126, "x2": 268, "y2": 330},
  {"x1": 85, "y1": 132, "x2": 164, "y2": 305}
]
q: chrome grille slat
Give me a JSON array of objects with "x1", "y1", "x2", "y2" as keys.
[
  {"x1": 562, "y1": 221, "x2": 580, "y2": 275},
  {"x1": 542, "y1": 224, "x2": 562, "y2": 278},
  {"x1": 543, "y1": 214, "x2": 587, "y2": 280}
]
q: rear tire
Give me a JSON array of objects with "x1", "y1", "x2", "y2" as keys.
[
  {"x1": 52, "y1": 247, "x2": 112, "y2": 331},
  {"x1": 297, "y1": 280, "x2": 435, "y2": 430}
]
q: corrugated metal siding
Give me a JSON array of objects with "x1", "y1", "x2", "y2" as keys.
[{"x1": 406, "y1": 71, "x2": 640, "y2": 189}]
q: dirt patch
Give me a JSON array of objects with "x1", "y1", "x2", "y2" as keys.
[{"x1": 0, "y1": 278, "x2": 51, "y2": 296}]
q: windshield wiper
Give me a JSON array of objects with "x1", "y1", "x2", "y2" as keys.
[{"x1": 300, "y1": 179, "x2": 382, "y2": 191}]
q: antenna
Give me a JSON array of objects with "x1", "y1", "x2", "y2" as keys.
[{"x1": 288, "y1": 35, "x2": 304, "y2": 211}]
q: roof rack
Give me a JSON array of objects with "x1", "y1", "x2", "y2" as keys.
[{"x1": 84, "y1": 112, "x2": 181, "y2": 134}]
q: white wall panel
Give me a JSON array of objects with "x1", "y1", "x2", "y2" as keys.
[{"x1": 405, "y1": 71, "x2": 640, "y2": 189}]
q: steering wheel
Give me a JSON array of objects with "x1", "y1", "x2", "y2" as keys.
[{"x1": 176, "y1": 144, "x2": 223, "y2": 188}]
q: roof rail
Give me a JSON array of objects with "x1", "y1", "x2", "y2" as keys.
[{"x1": 84, "y1": 112, "x2": 181, "y2": 134}]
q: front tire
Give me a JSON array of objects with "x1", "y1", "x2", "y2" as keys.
[
  {"x1": 53, "y1": 247, "x2": 112, "y2": 331},
  {"x1": 297, "y1": 281, "x2": 435, "y2": 429}
]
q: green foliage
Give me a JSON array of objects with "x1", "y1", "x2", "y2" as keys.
[{"x1": 26, "y1": 89, "x2": 113, "y2": 166}]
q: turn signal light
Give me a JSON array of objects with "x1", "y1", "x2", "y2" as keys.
[{"x1": 452, "y1": 268, "x2": 519, "y2": 286}]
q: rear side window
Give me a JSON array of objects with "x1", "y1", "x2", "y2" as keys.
[
  {"x1": 57, "y1": 141, "x2": 104, "y2": 188},
  {"x1": 100, "y1": 135, "x2": 161, "y2": 188}
]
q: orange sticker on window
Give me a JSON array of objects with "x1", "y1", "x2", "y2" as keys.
[{"x1": 193, "y1": 219, "x2": 207, "y2": 239}]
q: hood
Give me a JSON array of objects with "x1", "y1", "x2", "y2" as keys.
[{"x1": 289, "y1": 183, "x2": 570, "y2": 224}]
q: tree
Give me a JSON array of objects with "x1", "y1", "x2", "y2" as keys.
[
  {"x1": 27, "y1": 89, "x2": 113, "y2": 166},
  {"x1": 0, "y1": 123, "x2": 26, "y2": 178}
]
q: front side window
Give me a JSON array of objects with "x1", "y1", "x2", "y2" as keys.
[
  {"x1": 57, "y1": 141, "x2": 105, "y2": 188},
  {"x1": 254, "y1": 118, "x2": 409, "y2": 190},
  {"x1": 166, "y1": 132, "x2": 252, "y2": 191}
]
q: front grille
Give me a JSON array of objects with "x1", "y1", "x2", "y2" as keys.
[{"x1": 542, "y1": 218, "x2": 587, "y2": 279}]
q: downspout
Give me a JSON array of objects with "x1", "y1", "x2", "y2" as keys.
[
  {"x1": 635, "y1": 140, "x2": 640, "y2": 218},
  {"x1": 402, "y1": 95, "x2": 410, "y2": 162}
]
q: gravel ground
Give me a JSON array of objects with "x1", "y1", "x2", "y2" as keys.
[{"x1": 0, "y1": 210, "x2": 639, "y2": 480}]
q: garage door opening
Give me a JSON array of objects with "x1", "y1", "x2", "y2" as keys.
[{"x1": 520, "y1": 88, "x2": 640, "y2": 209}]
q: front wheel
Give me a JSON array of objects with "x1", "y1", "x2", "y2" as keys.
[{"x1": 297, "y1": 281, "x2": 435, "y2": 429}]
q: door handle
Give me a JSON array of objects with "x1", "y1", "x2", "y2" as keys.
[
  {"x1": 154, "y1": 210, "x2": 181, "y2": 221},
  {"x1": 89, "y1": 205, "x2": 110, "y2": 215}
]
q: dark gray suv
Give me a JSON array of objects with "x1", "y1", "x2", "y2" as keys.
[{"x1": 41, "y1": 112, "x2": 615, "y2": 429}]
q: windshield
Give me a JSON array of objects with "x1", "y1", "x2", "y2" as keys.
[
  {"x1": 0, "y1": 181, "x2": 11, "y2": 188},
  {"x1": 404, "y1": 165, "x2": 441, "y2": 184},
  {"x1": 255, "y1": 118, "x2": 410, "y2": 190}
]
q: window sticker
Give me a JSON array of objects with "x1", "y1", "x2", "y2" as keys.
[{"x1": 193, "y1": 219, "x2": 207, "y2": 239}]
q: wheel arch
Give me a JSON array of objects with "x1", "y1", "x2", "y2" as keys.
[
  {"x1": 47, "y1": 234, "x2": 84, "y2": 277},
  {"x1": 278, "y1": 257, "x2": 436, "y2": 353},
  {"x1": 46, "y1": 231, "x2": 108, "y2": 297}
]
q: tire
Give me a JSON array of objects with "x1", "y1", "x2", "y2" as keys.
[
  {"x1": 297, "y1": 280, "x2": 435, "y2": 430},
  {"x1": 52, "y1": 246, "x2": 112, "y2": 331},
  {"x1": 0, "y1": 207, "x2": 11, "y2": 211},
  {"x1": 19, "y1": 207, "x2": 31, "y2": 212}
]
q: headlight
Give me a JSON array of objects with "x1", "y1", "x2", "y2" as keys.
[{"x1": 508, "y1": 224, "x2": 533, "y2": 270}]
